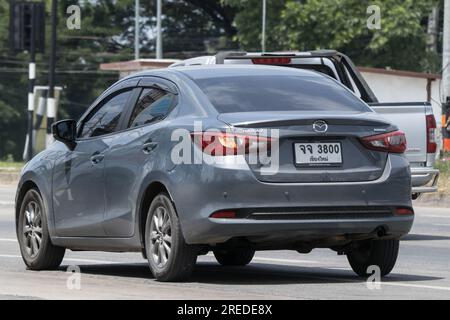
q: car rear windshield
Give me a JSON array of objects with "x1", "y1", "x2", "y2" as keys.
[{"x1": 194, "y1": 75, "x2": 371, "y2": 113}]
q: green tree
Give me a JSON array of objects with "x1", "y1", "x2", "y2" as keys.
[
  {"x1": 0, "y1": 0, "x2": 237, "y2": 160},
  {"x1": 0, "y1": 0, "x2": 28, "y2": 160},
  {"x1": 158, "y1": 0, "x2": 237, "y2": 56},
  {"x1": 224, "y1": 0, "x2": 285, "y2": 51},
  {"x1": 225, "y1": 0, "x2": 439, "y2": 72}
]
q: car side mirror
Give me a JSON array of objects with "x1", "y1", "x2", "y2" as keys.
[{"x1": 52, "y1": 119, "x2": 77, "y2": 150}]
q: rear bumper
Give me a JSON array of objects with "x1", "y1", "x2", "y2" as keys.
[
  {"x1": 170, "y1": 154, "x2": 413, "y2": 245},
  {"x1": 411, "y1": 167, "x2": 440, "y2": 194},
  {"x1": 196, "y1": 214, "x2": 414, "y2": 245}
]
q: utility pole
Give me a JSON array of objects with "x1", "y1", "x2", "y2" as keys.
[
  {"x1": 135, "y1": 0, "x2": 140, "y2": 60},
  {"x1": 26, "y1": 4, "x2": 36, "y2": 161},
  {"x1": 261, "y1": 0, "x2": 266, "y2": 52},
  {"x1": 46, "y1": 0, "x2": 57, "y2": 147},
  {"x1": 156, "y1": 0, "x2": 162, "y2": 59}
]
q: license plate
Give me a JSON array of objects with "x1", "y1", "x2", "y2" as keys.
[{"x1": 294, "y1": 142, "x2": 342, "y2": 166}]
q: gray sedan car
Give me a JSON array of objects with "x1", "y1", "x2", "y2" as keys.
[{"x1": 15, "y1": 65, "x2": 413, "y2": 281}]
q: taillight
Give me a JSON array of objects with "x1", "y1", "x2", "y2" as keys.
[
  {"x1": 360, "y1": 130, "x2": 407, "y2": 154},
  {"x1": 191, "y1": 132, "x2": 272, "y2": 156},
  {"x1": 395, "y1": 207, "x2": 414, "y2": 216},
  {"x1": 426, "y1": 114, "x2": 437, "y2": 153},
  {"x1": 252, "y1": 57, "x2": 291, "y2": 65},
  {"x1": 210, "y1": 211, "x2": 237, "y2": 219}
]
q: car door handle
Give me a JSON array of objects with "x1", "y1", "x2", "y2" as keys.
[
  {"x1": 90, "y1": 154, "x2": 104, "y2": 165},
  {"x1": 142, "y1": 142, "x2": 158, "y2": 154}
]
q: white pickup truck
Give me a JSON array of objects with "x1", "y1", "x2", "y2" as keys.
[{"x1": 171, "y1": 50, "x2": 440, "y2": 198}]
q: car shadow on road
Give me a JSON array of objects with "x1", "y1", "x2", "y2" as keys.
[
  {"x1": 189, "y1": 262, "x2": 443, "y2": 285},
  {"x1": 60, "y1": 261, "x2": 443, "y2": 286}
]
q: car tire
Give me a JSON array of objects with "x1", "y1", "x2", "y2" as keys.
[
  {"x1": 347, "y1": 239, "x2": 399, "y2": 277},
  {"x1": 145, "y1": 193, "x2": 197, "y2": 282},
  {"x1": 213, "y1": 248, "x2": 255, "y2": 266},
  {"x1": 17, "y1": 189, "x2": 65, "y2": 270}
]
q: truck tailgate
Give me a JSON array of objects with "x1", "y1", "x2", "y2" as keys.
[{"x1": 369, "y1": 102, "x2": 428, "y2": 164}]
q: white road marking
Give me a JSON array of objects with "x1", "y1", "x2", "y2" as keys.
[
  {"x1": 0, "y1": 238, "x2": 17, "y2": 242},
  {"x1": 287, "y1": 272, "x2": 450, "y2": 292},
  {"x1": 378, "y1": 282, "x2": 450, "y2": 292},
  {"x1": 0, "y1": 254, "x2": 21, "y2": 259},
  {"x1": 422, "y1": 215, "x2": 450, "y2": 219},
  {"x1": 0, "y1": 201, "x2": 14, "y2": 206},
  {"x1": 432, "y1": 224, "x2": 450, "y2": 227}
]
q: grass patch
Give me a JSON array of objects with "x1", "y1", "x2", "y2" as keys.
[
  {"x1": 435, "y1": 156, "x2": 450, "y2": 195},
  {"x1": 0, "y1": 161, "x2": 24, "y2": 170}
]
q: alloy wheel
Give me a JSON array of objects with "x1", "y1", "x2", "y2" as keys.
[
  {"x1": 149, "y1": 206, "x2": 172, "y2": 268},
  {"x1": 22, "y1": 200, "x2": 43, "y2": 258}
]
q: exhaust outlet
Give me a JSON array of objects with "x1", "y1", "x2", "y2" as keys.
[{"x1": 376, "y1": 226, "x2": 387, "y2": 238}]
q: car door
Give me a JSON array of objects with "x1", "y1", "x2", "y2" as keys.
[
  {"x1": 102, "y1": 78, "x2": 178, "y2": 237},
  {"x1": 52, "y1": 85, "x2": 137, "y2": 237}
]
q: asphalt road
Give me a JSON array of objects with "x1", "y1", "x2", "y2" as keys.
[{"x1": 1, "y1": 184, "x2": 450, "y2": 300}]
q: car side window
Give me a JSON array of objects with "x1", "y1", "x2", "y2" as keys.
[
  {"x1": 79, "y1": 90, "x2": 131, "y2": 139},
  {"x1": 128, "y1": 88, "x2": 175, "y2": 128}
]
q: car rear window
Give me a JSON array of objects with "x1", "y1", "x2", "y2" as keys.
[{"x1": 194, "y1": 75, "x2": 371, "y2": 113}]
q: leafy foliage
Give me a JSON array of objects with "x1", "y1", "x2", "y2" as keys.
[
  {"x1": 222, "y1": 0, "x2": 285, "y2": 51},
  {"x1": 0, "y1": 0, "x2": 444, "y2": 160},
  {"x1": 225, "y1": 0, "x2": 439, "y2": 72},
  {"x1": 0, "y1": 0, "x2": 236, "y2": 160}
]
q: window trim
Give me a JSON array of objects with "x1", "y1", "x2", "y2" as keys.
[
  {"x1": 76, "y1": 77, "x2": 140, "y2": 125},
  {"x1": 76, "y1": 87, "x2": 139, "y2": 141},
  {"x1": 120, "y1": 77, "x2": 180, "y2": 131},
  {"x1": 125, "y1": 87, "x2": 178, "y2": 130},
  {"x1": 138, "y1": 76, "x2": 179, "y2": 95}
]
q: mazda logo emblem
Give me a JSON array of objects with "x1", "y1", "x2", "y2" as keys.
[{"x1": 312, "y1": 120, "x2": 328, "y2": 133}]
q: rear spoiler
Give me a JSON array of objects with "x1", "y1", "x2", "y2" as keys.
[{"x1": 214, "y1": 50, "x2": 379, "y2": 104}]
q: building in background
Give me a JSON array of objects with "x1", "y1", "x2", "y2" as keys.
[
  {"x1": 100, "y1": 59, "x2": 179, "y2": 78},
  {"x1": 360, "y1": 67, "x2": 442, "y2": 147}
]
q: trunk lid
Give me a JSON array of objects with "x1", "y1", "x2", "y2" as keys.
[{"x1": 218, "y1": 111, "x2": 396, "y2": 183}]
